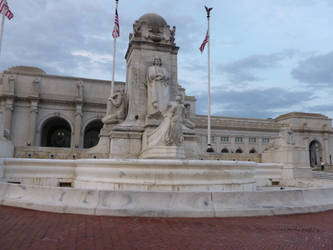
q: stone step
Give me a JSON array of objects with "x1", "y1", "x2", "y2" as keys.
[{"x1": 312, "y1": 172, "x2": 333, "y2": 180}]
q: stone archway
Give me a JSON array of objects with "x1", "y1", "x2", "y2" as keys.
[
  {"x1": 83, "y1": 120, "x2": 103, "y2": 148},
  {"x1": 309, "y1": 140, "x2": 322, "y2": 168},
  {"x1": 221, "y1": 148, "x2": 229, "y2": 153},
  {"x1": 249, "y1": 148, "x2": 257, "y2": 154},
  {"x1": 235, "y1": 148, "x2": 243, "y2": 154},
  {"x1": 41, "y1": 117, "x2": 71, "y2": 148}
]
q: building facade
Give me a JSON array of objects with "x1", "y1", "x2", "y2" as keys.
[{"x1": 1, "y1": 66, "x2": 332, "y2": 168}]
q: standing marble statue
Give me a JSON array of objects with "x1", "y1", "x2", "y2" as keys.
[{"x1": 146, "y1": 57, "x2": 170, "y2": 118}]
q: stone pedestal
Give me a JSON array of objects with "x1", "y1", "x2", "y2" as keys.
[
  {"x1": 183, "y1": 133, "x2": 199, "y2": 159},
  {"x1": 0, "y1": 138, "x2": 14, "y2": 158},
  {"x1": 262, "y1": 145, "x2": 312, "y2": 179},
  {"x1": 140, "y1": 146, "x2": 185, "y2": 159},
  {"x1": 84, "y1": 126, "x2": 111, "y2": 158},
  {"x1": 109, "y1": 131, "x2": 142, "y2": 159}
]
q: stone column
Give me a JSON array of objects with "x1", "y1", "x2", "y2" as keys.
[
  {"x1": 27, "y1": 79, "x2": 40, "y2": 146},
  {"x1": 323, "y1": 132, "x2": 329, "y2": 165},
  {"x1": 2, "y1": 75, "x2": 15, "y2": 139},
  {"x1": 74, "y1": 104, "x2": 82, "y2": 148},
  {"x1": 73, "y1": 81, "x2": 84, "y2": 148},
  {"x1": 27, "y1": 100, "x2": 38, "y2": 146},
  {"x1": 3, "y1": 98, "x2": 14, "y2": 139}
]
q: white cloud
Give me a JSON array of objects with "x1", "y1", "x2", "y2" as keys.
[{"x1": 71, "y1": 51, "x2": 113, "y2": 63}]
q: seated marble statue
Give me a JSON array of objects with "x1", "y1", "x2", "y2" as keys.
[
  {"x1": 266, "y1": 127, "x2": 295, "y2": 150},
  {"x1": 148, "y1": 96, "x2": 184, "y2": 147},
  {"x1": 146, "y1": 57, "x2": 170, "y2": 119},
  {"x1": 183, "y1": 103, "x2": 195, "y2": 130},
  {"x1": 102, "y1": 90, "x2": 126, "y2": 124}
]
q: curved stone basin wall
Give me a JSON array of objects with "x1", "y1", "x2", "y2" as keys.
[
  {"x1": 1, "y1": 181, "x2": 333, "y2": 217},
  {"x1": 1, "y1": 158, "x2": 257, "y2": 192}
]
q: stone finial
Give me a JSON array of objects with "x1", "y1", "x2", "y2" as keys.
[{"x1": 130, "y1": 13, "x2": 176, "y2": 45}]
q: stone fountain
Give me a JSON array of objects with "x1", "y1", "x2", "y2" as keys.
[{"x1": 1, "y1": 13, "x2": 333, "y2": 217}]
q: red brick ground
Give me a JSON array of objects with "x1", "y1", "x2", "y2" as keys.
[{"x1": 0, "y1": 206, "x2": 333, "y2": 250}]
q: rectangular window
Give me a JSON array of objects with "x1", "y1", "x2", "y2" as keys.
[
  {"x1": 262, "y1": 137, "x2": 270, "y2": 144},
  {"x1": 235, "y1": 137, "x2": 243, "y2": 143},
  {"x1": 249, "y1": 137, "x2": 256, "y2": 143},
  {"x1": 221, "y1": 136, "x2": 229, "y2": 143}
]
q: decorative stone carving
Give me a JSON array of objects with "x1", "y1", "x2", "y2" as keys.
[
  {"x1": 267, "y1": 127, "x2": 295, "y2": 150},
  {"x1": 281, "y1": 127, "x2": 295, "y2": 145},
  {"x1": 2, "y1": 75, "x2": 15, "y2": 96},
  {"x1": 146, "y1": 57, "x2": 170, "y2": 119},
  {"x1": 129, "y1": 13, "x2": 176, "y2": 45},
  {"x1": 147, "y1": 97, "x2": 184, "y2": 147},
  {"x1": 76, "y1": 81, "x2": 84, "y2": 102},
  {"x1": 183, "y1": 103, "x2": 195, "y2": 130},
  {"x1": 102, "y1": 90, "x2": 127, "y2": 125},
  {"x1": 3, "y1": 128, "x2": 10, "y2": 140},
  {"x1": 31, "y1": 79, "x2": 40, "y2": 98}
]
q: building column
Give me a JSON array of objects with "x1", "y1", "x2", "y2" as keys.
[
  {"x1": 2, "y1": 75, "x2": 15, "y2": 139},
  {"x1": 323, "y1": 132, "x2": 329, "y2": 165},
  {"x1": 3, "y1": 98, "x2": 14, "y2": 139},
  {"x1": 27, "y1": 78, "x2": 40, "y2": 146},
  {"x1": 73, "y1": 81, "x2": 84, "y2": 148},
  {"x1": 27, "y1": 100, "x2": 39, "y2": 146},
  {"x1": 74, "y1": 104, "x2": 82, "y2": 148}
]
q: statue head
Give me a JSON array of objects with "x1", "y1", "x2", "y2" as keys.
[
  {"x1": 176, "y1": 95, "x2": 183, "y2": 104},
  {"x1": 152, "y1": 57, "x2": 162, "y2": 66},
  {"x1": 112, "y1": 89, "x2": 124, "y2": 99}
]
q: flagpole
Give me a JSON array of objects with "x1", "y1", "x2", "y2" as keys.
[
  {"x1": 111, "y1": 0, "x2": 119, "y2": 97},
  {"x1": 206, "y1": 7, "x2": 214, "y2": 153},
  {"x1": 111, "y1": 34, "x2": 116, "y2": 96},
  {"x1": 0, "y1": 11, "x2": 5, "y2": 57}
]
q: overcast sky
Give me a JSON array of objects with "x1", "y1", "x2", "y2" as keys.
[{"x1": 1, "y1": 0, "x2": 333, "y2": 120}]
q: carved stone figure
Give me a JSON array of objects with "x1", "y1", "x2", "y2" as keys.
[
  {"x1": 102, "y1": 90, "x2": 126, "y2": 124},
  {"x1": 183, "y1": 103, "x2": 195, "y2": 130},
  {"x1": 170, "y1": 26, "x2": 176, "y2": 43},
  {"x1": 32, "y1": 79, "x2": 40, "y2": 97},
  {"x1": 3, "y1": 129, "x2": 10, "y2": 140},
  {"x1": 76, "y1": 81, "x2": 84, "y2": 100},
  {"x1": 146, "y1": 57, "x2": 169, "y2": 118},
  {"x1": 147, "y1": 97, "x2": 184, "y2": 147},
  {"x1": 266, "y1": 127, "x2": 295, "y2": 150},
  {"x1": 281, "y1": 127, "x2": 295, "y2": 145}
]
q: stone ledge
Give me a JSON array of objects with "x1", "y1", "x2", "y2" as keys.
[{"x1": 1, "y1": 181, "x2": 333, "y2": 218}]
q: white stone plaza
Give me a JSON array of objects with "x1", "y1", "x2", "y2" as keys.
[{"x1": 1, "y1": 13, "x2": 333, "y2": 217}]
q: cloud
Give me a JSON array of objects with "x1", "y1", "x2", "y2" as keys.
[
  {"x1": 195, "y1": 87, "x2": 314, "y2": 119},
  {"x1": 218, "y1": 50, "x2": 298, "y2": 84},
  {"x1": 0, "y1": 0, "x2": 126, "y2": 79},
  {"x1": 306, "y1": 104, "x2": 333, "y2": 114},
  {"x1": 291, "y1": 52, "x2": 333, "y2": 86},
  {"x1": 71, "y1": 51, "x2": 113, "y2": 64}
]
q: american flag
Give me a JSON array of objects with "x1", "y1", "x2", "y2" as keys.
[
  {"x1": 0, "y1": 0, "x2": 14, "y2": 20},
  {"x1": 112, "y1": 6, "x2": 119, "y2": 38},
  {"x1": 199, "y1": 31, "x2": 208, "y2": 53}
]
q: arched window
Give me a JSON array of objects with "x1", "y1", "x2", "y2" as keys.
[
  {"x1": 249, "y1": 148, "x2": 257, "y2": 154},
  {"x1": 84, "y1": 120, "x2": 103, "y2": 148},
  {"x1": 41, "y1": 117, "x2": 71, "y2": 148},
  {"x1": 235, "y1": 148, "x2": 243, "y2": 154},
  {"x1": 221, "y1": 148, "x2": 229, "y2": 153},
  {"x1": 309, "y1": 140, "x2": 322, "y2": 168}
]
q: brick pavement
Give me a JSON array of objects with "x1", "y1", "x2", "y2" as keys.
[{"x1": 0, "y1": 205, "x2": 333, "y2": 250}]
